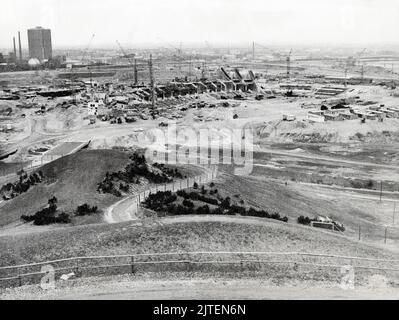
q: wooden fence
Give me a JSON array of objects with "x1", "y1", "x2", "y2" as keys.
[{"x1": 1, "y1": 251, "x2": 399, "y2": 289}]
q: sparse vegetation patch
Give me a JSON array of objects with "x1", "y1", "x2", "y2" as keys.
[
  {"x1": 1, "y1": 170, "x2": 44, "y2": 201},
  {"x1": 97, "y1": 153, "x2": 186, "y2": 197},
  {"x1": 21, "y1": 196, "x2": 71, "y2": 225},
  {"x1": 143, "y1": 185, "x2": 288, "y2": 223}
]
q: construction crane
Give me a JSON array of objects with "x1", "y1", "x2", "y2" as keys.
[
  {"x1": 355, "y1": 48, "x2": 367, "y2": 66},
  {"x1": 252, "y1": 42, "x2": 283, "y2": 60},
  {"x1": 81, "y1": 34, "x2": 95, "y2": 65},
  {"x1": 116, "y1": 40, "x2": 138, "y2": 84},
  {"x1": 163, "y1": 42, "x2": 183, "y2": 72},
  {"x1": 342, "y1": 48, "x2": 367, "y2": 84},
  {"x1": 67, "y1": 34, "x2": 96, "y2": 102}
]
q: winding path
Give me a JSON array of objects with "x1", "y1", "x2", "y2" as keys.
[{"x1": 104, "y1": 165, "x2": 218, "y2": 223}]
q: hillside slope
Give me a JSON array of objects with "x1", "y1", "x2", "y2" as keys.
[
  {"x1": 214, "y1": 169, "x2": 399, "y2": 243},
  {"x1": 0, "y1": 149, "x2": 131, "y2": 226},
  {"x1": 0, "y1": 215, "x2": 397, "y2": 287}
]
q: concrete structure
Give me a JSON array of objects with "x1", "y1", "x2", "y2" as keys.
[
  {"x1": 42, "y1": 141, "x2": 90, "y2": 162},
  {"x1": 28, "y1": 27, "x2": 52, "y2": 61},
  {"x1": 307, "y1": 113, "x2": 325, "y2": 122}
]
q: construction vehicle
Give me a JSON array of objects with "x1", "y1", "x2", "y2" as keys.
[
  {"x1": 310, "y1": 216, "x2": 345, "y2": 232},
  {"x1": 283, "y1": 114, "x2": 296, "y2": 121}
]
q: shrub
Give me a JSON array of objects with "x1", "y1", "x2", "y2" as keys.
[
  {"x1": 97, "y1": 153, "x2": 185, "y2": 196},
  {"x1": 119, "y1": 183, "x2": 130, "y2": 193},
  {"x1": 182, "y1": 199, "x2": 194, "y2": 208},
  {"x1": 1, "y1": 170, "x2": 45, "y2": 200},
  {"x1": 57, "y1": 212, "x2": 71, "y2": 223},
  {"x1": 144, "y1": 191, "x2": 177, "y2": 211},
  {"x1": 297, "y1": 215, "x2": 312, "y2": 225},
  {"x1": 196, "y1": 205, "x2": 210, "y2": 215},
  {"x1": 220, "y1": 197, "x2": 231, "y2": 209},
  {"x1": 21, "y1": 197, "x2": 71, "y2": 225},
  {"x1": 75, "y1": 203, "x2": 98, "y2": 216}
]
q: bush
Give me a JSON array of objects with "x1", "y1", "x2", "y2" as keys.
[
  {"x1": 119, "y1": 183, "x2": 130, "y2": 193},
  {"x1": 297, "y1": 215, "x2": 312, "y2": 225},
  {"x1": 75, "y1": 203, "x2": 98, "y2": 216},
  {"x1": 228, "y1": 205, "x2": 246, "y2": 215},
  {"x1": 97, "y1": 153, "x2": 184, "y2": 196},
  {"x1": 144, "y1": 191, "x2": 177, "y2": 211},
  {"x1": 1, "y1": 170, "x2": 45, "y2": 201},
  {"x1": 220, "y1": 197, "x2": 231, "y2": 209},
  {"x1": 182, "y1": 199, "x2": 194, "y2": 208},
  {"x1": 196, "y1": 205, "x2": 210, "y2": 215},
  {"x1": 142, "y1": 188, "x2": 288, "y2": 223},
  {"x1": 57, "y1": 212, "x2": 71, "y2": 223},
  {"x1": 21, "y1": 197, "x2": 71, "y2": 225}
]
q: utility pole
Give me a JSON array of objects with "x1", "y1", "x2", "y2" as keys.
[
  {"x1": 252, "y1": 41, "x2": 255, "y2": 61},
  {"x1": 286, "y1": 49, "x2": 292, "y2": 79},
  {"x1": 361, "y1": 64, "x2": 364, "y2": 83},
  {"x1": 188, "y1": 56, "x2": 192, "y2": 78},
  {"x1": 178, "y1": 42, "x2": 182, "y2": 74},
  {"x1": 149, "y1": 54, "x2": 156, "y2": 118}
]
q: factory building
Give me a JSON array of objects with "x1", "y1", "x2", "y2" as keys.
[{"x1": 27, "y1": 27, "x2": 52, "y2": 61}]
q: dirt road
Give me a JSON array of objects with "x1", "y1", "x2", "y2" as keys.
[
  {"x1": 105, "y1": 165, "x2": 217, "y2": 223},
  {"x1": 257, "y1": 147, "x2": 399, "y2": 171},
  {"x1": 2, "y1": 275, "x2": 398, "y2": 300}
]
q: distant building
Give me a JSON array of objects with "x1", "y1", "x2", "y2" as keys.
[
  {"x1": 27, "y1": 27, "x2": 52, "y2": 61},
  {"x1": 7, "y1": 52, "x2": 17, "y2": 63},
  {"x1": 88, "y1": 102, "x2": 99, "y2": 116}
]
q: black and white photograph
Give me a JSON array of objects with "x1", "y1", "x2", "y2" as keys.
[{"x1": 0, "y1": 0, "x2": 399, "y2": 304}]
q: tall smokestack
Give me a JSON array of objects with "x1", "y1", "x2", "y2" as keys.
[
  {"x1": 18, "y1": 31, "x2": 22, "y2": 61},
  {"x1": 13, "y1": 37, "x2": 16, "y2": 62}
]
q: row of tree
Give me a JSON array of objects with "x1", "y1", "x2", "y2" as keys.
[
  {"x1": 21, "y1": 196, "x2": 70, "y2": 225},
  {"x1": 1, "y1": 170, "x2": 44, "y2": 201},
  {"x1": 21, "y1": 197, "x2": 99, "y2": 225},
  {"x1": 97, "y1": 153, "x2": 185, "y2": 197},
  {"x1": 176, "y1": 189, "x2": 219, "y2": 206},
  {"x1": 144, "y1": 190, "x2": 288, "y2": 223}
]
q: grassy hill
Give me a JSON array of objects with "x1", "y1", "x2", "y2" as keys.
[
  {"x1": 0, "y1": 149, "x2": 131, "y2": 226},
  {"x1": 0, "y1": 216, "x2": 397, "y2": 287},
  {"x1": 213, "y1": 169, "x2": 399, "y2": 243},
  {"x1": 0, "y1": 215, "x2": 396, "y2": 264}
]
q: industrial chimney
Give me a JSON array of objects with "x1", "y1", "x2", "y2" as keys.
[
  {"x1": 18, "y1": 31, "x2": 22, "y2": 61},
  {"x1": 13, "y1": 37, "x2": 16, "y2": 62}
]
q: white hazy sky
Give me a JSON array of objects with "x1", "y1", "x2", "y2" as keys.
[{"x1": 1, "y1": 0, "x2": 399, "y2": 49}]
